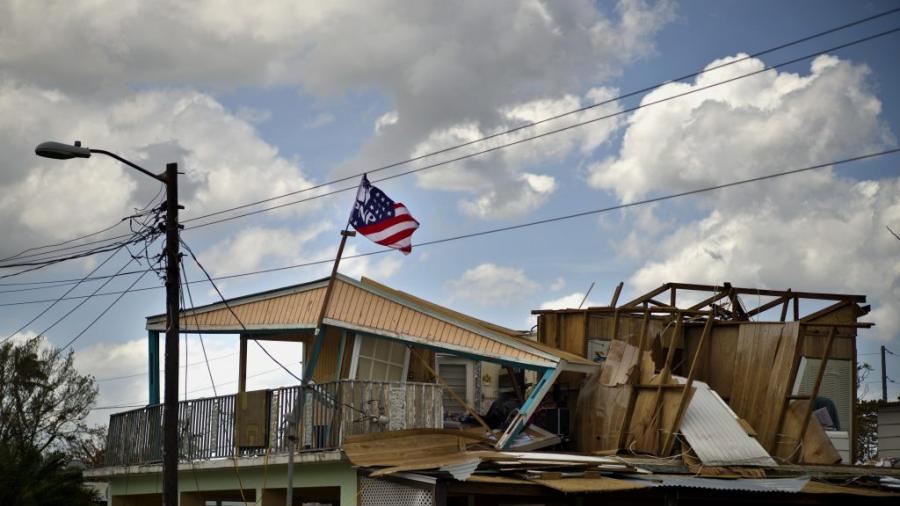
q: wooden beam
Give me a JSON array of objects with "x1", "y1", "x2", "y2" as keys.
[
  {"x1": 687, "y1": 291, "x2": 729, "y2": 311},
  {"x1": 793, "y1": 296, "x2": 800, "y2": 321},
  {"x1": 747, "y1": 295, "x2": 789, "y2": 318},
  {"x1": 661, "y1": 317, "x2": 714, "y2": 455},
  {"x1": 799, "y1": 300, "x2": 853, "y2": 322},
  {"x1": 780, "y1": 289, "x2": 792, "y2": 322},
  {"x1": 505, "y1": 366, "x2": 525, "y2": 404},
  {"x1": 610, "y1": 282, "x2": 624, "y2": 307},
  {"x1": 620, "y1": 284, "x2": 671, "y2": 308},
  {"x1": 617, "y1": 307, "x2": 650, "y2": 449},
  {"x1": 793, "y1": 326, "x2": 836, "y2": 463},
  {"x1": 666, "y1": 283, "x2": 865, "y2": 302}
]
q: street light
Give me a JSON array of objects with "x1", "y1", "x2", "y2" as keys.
[{"x1": 35, "y1": 140, "x2": 181, "y2": 506}]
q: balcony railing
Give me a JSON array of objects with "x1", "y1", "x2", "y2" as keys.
[{"x1": 105, "y1": 380, "x2": 443, "y2": 467}]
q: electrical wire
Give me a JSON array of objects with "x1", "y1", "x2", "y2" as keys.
[
  {"x1": 0, "y1": 245, "x2": 126, "y2": 343},
  {"x1": 181, "y1": 257, "x2": 220, "y2": 397},
  {"x1": 180, "y1": 240, "x2": 303, "y2": 383},
  {"x1": 1, "y1": 146, "x2": 897, "y2": 308},
  {"x1": 10, "y1": 11, "x2": 900, "y2": 263},
  {"x1": 59, "y1": 268, "x2": 152, "y2": 351}
]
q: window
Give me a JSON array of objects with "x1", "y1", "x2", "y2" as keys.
[
  {"x1": 436, "y1": 357, "x2": 474, "y2": 416},
  {"x1": 351, "y1": 335, "x2": 409, "y2": 382}
]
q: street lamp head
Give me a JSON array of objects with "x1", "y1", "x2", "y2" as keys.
[{"x1": 35, "y1": 141, "x2": 91, "y2": 160}]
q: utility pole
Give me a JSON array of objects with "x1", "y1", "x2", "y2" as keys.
[
  {"x1": 882, "y1": 345, "x2": 888, "y2": 402},
  {"x1": 162, "y1": 162, "x2": 181, "y2": 506},
  {"x1": 33, "y1": 142, "x2": 182, "y2": 506}
]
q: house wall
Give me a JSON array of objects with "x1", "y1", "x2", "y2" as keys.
[
  {"x1": 879, "y1": 404, "x2": 900, "y2": 459},
  {"x1": 105, "y1": 460, "x2": 357, "y2": 506}
]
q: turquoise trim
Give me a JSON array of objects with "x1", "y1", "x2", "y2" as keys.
[
  {"x1": 304, "y1": 325, "x2": 327, "y2": 383},
  {"x1": 148, "y1": 330, "x2": 160, "y2": 405}
]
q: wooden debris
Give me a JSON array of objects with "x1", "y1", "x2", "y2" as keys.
[{"x1": 773, "y1": 400, "x2": 842, "y2": 465}]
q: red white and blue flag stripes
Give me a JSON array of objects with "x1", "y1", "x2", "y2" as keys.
[{"x1": 349, "y1": 175, "x2": 420, "y2": 254}]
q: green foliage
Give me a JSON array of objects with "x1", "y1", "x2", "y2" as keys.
[
  {"x1": 855, "y1": 362, "x2": 878, "y2": 462},
  {"x1": 0, "y1": 337, "x2": 101, "y2": 505},
  {"x1": 0, "y1": 444, "x2": 99, "y2": 506},
  {"x1": 0, "y1": 336, "x2": 97, "y2": 453}
]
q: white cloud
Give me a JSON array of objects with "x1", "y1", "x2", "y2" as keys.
[
  {"x1": 587, "y1": 55, "x2": 892, "y2": 202},
  {"x1": 0, "y1": 82, "x2": 320, "y2": 257},
  {"x1": 198, "y1": 225, "x2": 403, "y2": 284},
  {"x1": 447, "y1": 263, "x2": 539, "y2": 306},
  {"x1": 76, "y1": 335, "x2": 305, "y2": 426},
  {"x1": 374, "y1": 111, "x2": 399, "y2": 133},
  {"x1": 550, "y1": 277, "x2": 566, "y2": 291},
  {"x1": 413, "y1": 88, "x2": 624, "y2": 219},
  {"x1": 540, "y1": 292, "x2": 602, "y2": 311},
  {"x1": 590, "y1": 53, "x2": 899, "y2": 342}
]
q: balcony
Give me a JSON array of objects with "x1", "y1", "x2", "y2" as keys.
[{"x1": 104, "y1": 380, "x2": 443, "y2": 467}]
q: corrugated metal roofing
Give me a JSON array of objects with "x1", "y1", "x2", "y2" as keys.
[
  {"x1": 146, "y1": 274, "x2": 557, "y2": 368},
  {"x1": 633, "y1": 475, "x2": 809, "y2": 493},
  {"x1": 676, "y1": 379, "x2": 777, "y2": 467}
]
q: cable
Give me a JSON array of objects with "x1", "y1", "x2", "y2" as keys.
[
  {"x1": 0, "y1": 183, "x2": 165, "y2": 263},
  {"x1": 181, "y1": 258, "x2": 220, "y2": 397},
  {"x1": 0, "y1": 253, "x2": 142, "y2": 345},
  {"x1": 161, "y1": 25, "x2": 900, "y2": 231},
  {"x1": 180, "y1": 240, "x2": 304, "y2": 383},
  {"x1": 59, "y1": 268, "x2": 152, "y2": 351},
  {"x1": 1, "y1": 245, "x2": 125, "y2": 343},
  {"x1": 2, "y1": 146, "x2": 897, "y2": 309},
  {"x1": 95, "y1": 351, "x2": 237, "y2": 382},
  {"x1": 11, "y1": 11, "x2": 900, "y2": 262}
]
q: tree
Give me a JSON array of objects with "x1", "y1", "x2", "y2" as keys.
[
  {"x1": 0, "y1": 336, "x2": 97, "y2": 453},
  {"x1": 0, "y1": 337, "x2": 100, "y2": 505},
  {"x1": 855, "y1": 362, "x2": 879, "y2": 462}
]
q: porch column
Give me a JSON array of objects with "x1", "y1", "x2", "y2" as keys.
[
  {"x1": 148, "y1": 330, "x2": 160, "y2": 405},
  {"x1": 238, "y1": 334, "x2": 248, "y2": 394}
]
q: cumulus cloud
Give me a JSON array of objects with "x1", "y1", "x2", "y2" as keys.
[
  {"x1": 199, "y1": 225, "x2": 402, "y2": 282},
  {"x1": 540, "y1": 292, "x2": 602, "y2": 310},
  {"x1": 447, "y1": 263, "x2": 539, "y2": 306},
  {"x1": 0, "y1": 82, "x2": 318, "y2": 257},
  {"x1": 412, "y1": 87, "x2": 625, "y2": 218},
  {"x1": 590, "y1": 53, "x2": 899, "y2": 341}
]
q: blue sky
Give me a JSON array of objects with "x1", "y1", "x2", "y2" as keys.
[{"x1": 1, "y1": 0, "x2": 898, "y2": 419}]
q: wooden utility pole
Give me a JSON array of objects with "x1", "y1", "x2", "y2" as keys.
[
  {"x1": 883, "y1": 345, "x2": 888, "y2": 402},
  {"x1": 162, "y1": 162, "x2": 181, "y2": 506}
]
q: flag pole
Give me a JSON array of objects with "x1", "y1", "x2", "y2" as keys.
[{"x1": 287, "y1": 177, "x2": 360, "y2": 506}]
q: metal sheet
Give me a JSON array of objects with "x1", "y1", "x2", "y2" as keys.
[
  {"x1": 634, "y1": 475, "x2": 810, "y2": 493},
  {"x1": 676, "y1": 379, "x2": 777, "y2": 467}
]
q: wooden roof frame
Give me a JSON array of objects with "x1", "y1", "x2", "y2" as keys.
[{"x1": 532, "y1": 281, "x2": 870, "y2": 324}]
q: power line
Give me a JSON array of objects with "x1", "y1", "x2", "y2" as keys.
[
  {"x1": 177, "y1": 25, "x2": 900, "y2": 232},
  {"x1": 181, "y1": 257, "x2": 220, "y2": 397},
  {"x1": 95, "y1": 350, "x2": 238, "y2": 382},
  {"x1": 0, "y1": 183, "x2": 165, "y2": 263},
  {"x1": 3, "y1": 147, "x2": 895, "y2": 310},
  {"x1": 89, "y1": 361, "x2": 305, "y2": 411},
  {"x1": 60, "y1": 268, "x2": 153, "y2": 351},
  {"x1": 10, "y1": 12, "x2": 900, "y2": 263},
  {"x1": 1, "y1": 246, "x2": 125, "y2": 343},
  {"x1": 180, "y1": 240, "x2": 304, "y2": 383}
]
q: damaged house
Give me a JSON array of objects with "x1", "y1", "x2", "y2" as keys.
[{"x1": 85, "y1": 277, "x2": 900, "y2": 504}]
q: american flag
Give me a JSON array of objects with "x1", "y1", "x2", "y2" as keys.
[{"x1": 350, "y1": 175, "x2": 419, "y2": 254}]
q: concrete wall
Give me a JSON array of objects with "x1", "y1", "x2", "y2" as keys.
[
  {"x1": 105, "y1": 460, "x2": 357, "y2": 506},
  {"x1": 879, "y1": 403, "x2": 900, "y2": 460}
]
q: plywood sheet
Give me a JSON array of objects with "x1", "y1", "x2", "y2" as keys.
[
  {"x1": 724, "y1": 323, "x2": 808, "y2": 454},
  {"x1": 773, "y1": 400, "x2": 842, "y2": 464}
]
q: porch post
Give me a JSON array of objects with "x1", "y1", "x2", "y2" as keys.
[
  {"x1": 238, "y1": 334, "x2": 248, "y2": 394},
  {"x1": 148, "y1": 330, "x2": 160, "y2": 405}
]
